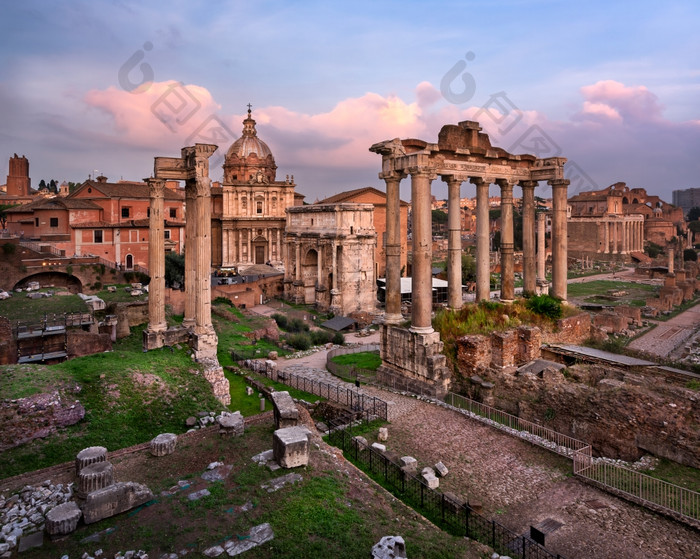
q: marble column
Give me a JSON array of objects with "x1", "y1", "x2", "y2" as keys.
[
  {"x1": 473, "y1": 177, "x2": 490, "y2": 302},
  {"x1": 194, "y1": 175, "x2": 213, "y2": 336},
  {"x1": 183, "y1": 184, "x2": 196, "y2": 328},
  {"x1": 497, "y1": 179, "x2": 514, "y2": 302},
  {"x1": 146, "y1": 178, "x2": 166, "y2": 337},
  {"x1": 446, "y1": 176, "x2": 463, "y2": 310},
  {"x1": 409, "y1": 168, "x2": 434, "y2": 333},
  {"x1": 536, "y1": 212, "x2": 546, "y2": 283},
  {"x1": 383, "y1": 173, "x2": 403, "y2": 324},
  {"x1": 521, "y1": 180, "x2": 537, "y2": 295},
  {"x1": 612, "y1": 221, "x2": 618, "y2": 254},
  {"x1": 604, "y1": 221, "x2": 610, "y2": 254},
  {"x1": 550, "y1": 179, "x2": 569, "y2": 301}
]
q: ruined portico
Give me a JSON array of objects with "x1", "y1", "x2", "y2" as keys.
[
  {"x1": 370, "y1": 121, "x2": 568, "y2": 394},
  {"x1": 143, "y1": 144, "x2": 230, "y2": 405}
]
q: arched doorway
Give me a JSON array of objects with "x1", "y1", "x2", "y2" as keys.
[
  {"x1": 125, "y1": 254, "x2": 134, "y2": 270},
  {"x1": 252, "y1": 236, "x2": 267, "y2": 264},
  {"x1": 302, "y1": 248, "x2": 318, "y2": 304}
]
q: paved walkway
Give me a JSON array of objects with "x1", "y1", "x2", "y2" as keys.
[{"x1": 628, "y1": 302, "x2": 700, "y2": 358}]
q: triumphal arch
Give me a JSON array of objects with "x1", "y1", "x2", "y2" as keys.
[
  {"x1": 142, "y1": 143, "x2": 230, "y2": 405},
  {"x1": 370, "y1": 120, "x2": 568, "y2": 395}
]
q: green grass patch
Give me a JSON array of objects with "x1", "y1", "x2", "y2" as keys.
[
  {"x1": 567, "y1": 280, "x2": 657, "y2": 307},
  {"x1": 640, "y1": 457, "x2": 700, "y2": 492},
  {"x1": 247, "y1": 371, "x2": 325, "y2": 403},
  {"x1": 0, "y1": 291, "x2": 89, "y2": 323},
  {"x1": 330, "y1": 351, "x2": 382, "y2": 371}
]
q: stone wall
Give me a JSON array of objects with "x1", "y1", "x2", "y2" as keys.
[
  {"x1": 542, "y1": 312, "x2": 591, "y2": 344},
  {"x1": 455, "y1": 327, "x2": 542, "y2": 376},
  {"x1": 67, "y1": 329, "x2": 112, "y2": 357},
  {"x1": 482, "y1": 365, "x2": 700, "y2": 468},
  {"x1": 0, "y1": 316, "x2": 16, "y2": 365},
  {"x1": 212, "y1": 276, "x2": 284, "y2": 309}
]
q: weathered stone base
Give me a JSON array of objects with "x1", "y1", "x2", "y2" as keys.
[
  {"x1": 191, "y1": 329, "x2": 219, "y2": 361},
  {"x1": 273, "y1": 426, "x2": 310, "y2": 468},
  {"x1": 150, "y1": 433, "x2": 177, "y2": 456},
  {"x1": 271, "y1": 391, "x2": 299, "y2": 429},
  {"x1": 82, "y1": 481, "x2": 154, "y2": 524},
  {"x1": 77, "y1": 461, "x2": 115, "y2": 499},
  {"x1": 75, "y1": 446, "x2": 107, "y2": 474},
  {"x1": 143, "y1": 328, "x2": 164, "y2": 351},
  {"x1": 378, "y1": 325, "x2": 451, "y2": 396}
]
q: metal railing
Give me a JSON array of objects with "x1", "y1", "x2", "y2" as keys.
[
  {"x1": 574, "y1": 447, "x2": 700, "y2": 525},
  {"x1": 328, "y1": 423, "x2": 566, "y2": 559},
  {"x1": 243, "y1": 359, "x2": 388, "y2": 421},
  {"x1": 444, "y1": 392, "x2": 589, "y2": 457}
]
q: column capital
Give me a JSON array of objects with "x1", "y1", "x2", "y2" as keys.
[
  {"x1": 548, "y1": 179, "x2": 571, "y2": 188},
  {"x1": 470, "y1": 176, "x2": 493, "y2": 187},
  {"x1": 379, "y1": 170, "x2": 407, "y2": 182},
  {"x1": 408, "y1": 166, "x2": 437, "y2": 180},
  {"x1": 520, "y1": 180, "x2": 538, "y2": 189},
  {"x1": 440, "y1": 175, "x2": 464, "y2": 186},
  {"x1": 146, "y1": 177, "x2": 166, "y2": 198}
]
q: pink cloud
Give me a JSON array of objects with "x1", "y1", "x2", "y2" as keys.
[
  {"x1": 84, "y1": 80, "x2": 221, "y2": 149},
  {"x1": 576, "y1": 80, "x2": 663, "y2": 123}
]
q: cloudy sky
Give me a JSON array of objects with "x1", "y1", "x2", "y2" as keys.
[{"x1": 1, "y1": 0, "x2": 699, "y2": 202}]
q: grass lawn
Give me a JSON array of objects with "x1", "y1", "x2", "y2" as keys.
[
  {"x1": 330, "y1": 351, "x2": 382, "y2": 371},
  {"x1": 567, "y1": 280, "x2": 657, "y2": 306},
  {"x1": 0, "y1": 290, "x2": 89, "y2": 323}
]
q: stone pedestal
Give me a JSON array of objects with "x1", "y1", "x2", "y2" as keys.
[
  {"x1": 82, "y1": 482, "x2": 154, "y2": 524},
  {"x1": 218, "y1": 411, "x2": 244, "y2": 436},
  {"x1": 76, "y1": 446, "x2": 107, "y2": 474},
  {"x1": 271, "y1": 391, "x2": 299, "y2": 429},
  {"x1": 273, "y1": 426, "x2": 310, "y2": 468},
  {"x1": 378, "y1": 325, "x2": 451, "y2": 395},
  {"x1": 45, "y1": 502, "x2": 82, "y2": 538},
  {"x1": 150, "y1": 433, "x2": 177, "y2": 456}
]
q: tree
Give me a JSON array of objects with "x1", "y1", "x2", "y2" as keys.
[
  {"x1": 645, "y1": 242, "x2": 663, "y2": 259},
  {"x1": 0, "y1": 204, "x2": 17, "y2": 229},
  {"x1": 461, "y1": 253, "x2": 476, "y2": 283},
  {"x1": 49, "y1": 179, "x2": 57, "y2": 193},
  {"x1": 164, "y1": 251, "x2": 185, "y2": 287},
  {"x1": 688, "y1": 221, "x2": 700, "y2": 234},
  {"x1": 683, "y1": 248, "x2": 698, "y2": 262},
  {"x1": 687, "y1": 207, "x2": 700, "y2": 221},
  {"x1": 38, "y1": 179, "x2": 47, "y2": 190}
]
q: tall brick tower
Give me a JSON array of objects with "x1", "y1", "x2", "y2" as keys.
[{"x1": 6, "y1": 154, "x2": 30, "y2": 197}]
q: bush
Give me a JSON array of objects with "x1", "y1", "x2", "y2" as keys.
[
  {"x1": 213, "y1": 296, "x2": 233, "y2": 307},
  {"x1": 287, "y1": 333, "x2": 312, "y2": 351},
  {"x1": 271, "y1": 313, "x2": 288, "y2": 329},
  {"x1": 646, "y1": 242, "x2": 663, "y2": 259},
  {"x1": 2, "y1": 242, "x2": 16, "y2": 255},
  {"x1": 310, "y1": 329, "x2": 333, "y2": 346},
  {"x1": 525, "y1": 294, "x2": 562, "y2": 319},
  {"x1": 332, "y1": 332, "x2": 345, "y2": 345},
  {"x1": 683, "y1": 248, "x2": 698, "y2": 262},
  {"x1": 93, "y1": 281, "x2": 102, "y2": 290},
  {"x1": 287, "y1": 317, "x2": 310, "y2": 333}
]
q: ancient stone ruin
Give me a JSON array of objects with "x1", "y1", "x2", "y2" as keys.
[
  {"x1": 143, "y1": 143, "x2": 230, "y2": 405},
  {"x1": 370, "y1": 121, "x2": 568, "y2": 396}
]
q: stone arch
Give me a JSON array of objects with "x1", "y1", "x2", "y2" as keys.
[
  {"x1": 125, "y1": 254, "x2": 134, "y2": 270},
  {"x1": 302, "y1": 248, "x2": 318, "y2": 303},
  {"x1": 13, "y1": 271, "x2": 82, "y2": 293},
  {"x1": 622, "y1": 197, "x2": 629, "y2": 204}
]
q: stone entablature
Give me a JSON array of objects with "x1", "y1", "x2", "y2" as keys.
[{"x1": 284, "y1": 203, "x2": 377, "y2": 315}]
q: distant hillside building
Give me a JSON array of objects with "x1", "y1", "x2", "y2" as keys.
[
  {"x1": 316, "y1": 186, "x2": 409, "y2": 278},
  {"x1": 211, "y1": 108, "x2": 302, "y2": 271},
  {"x1": 672, "y1": 188, "x2": 700, "y2": 217}
]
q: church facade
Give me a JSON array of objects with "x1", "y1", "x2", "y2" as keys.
[{"x1": 211, "y1": 108, "x2": 300, "y2": 270}]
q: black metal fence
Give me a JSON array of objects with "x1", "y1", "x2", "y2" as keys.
[
  {"x1": 328, "y1": 423, "x2": 566, "y2": 559},
  {"x1": 243, "y1": 358, "x2": 389, "y2": 421}
]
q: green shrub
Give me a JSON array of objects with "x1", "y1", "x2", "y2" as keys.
[
  {"x1": 287, "y1": 333, "x2": 312, "y2": 351},
  {"x1": 271, "y1": 313, "x2": 288, "y2": 329},
  {"x1": 287, "y1": 317, "x2": 310, "y2": 333},
  {"x1": 65, "y1": 265, "x2": 73, "y2": 275},
  {"x1": 683, "y1": 248, "x2": 698, "y2": 262},
  {"x1": 213, "y1": 296, "x2": 233, "y2": 307},
  {"x1": 332, "y1": 332, "x2": 345, "y2": 345},
  {"x1": 93, "y1": 281, "x2": 102, "y2": 290},
  {"x1": 479, "y1": 300, "x2": 502, "y2": 312},
  {"x1": 525, "y1": 294, "x2": 562, "y2": 319},
  {"x1": 310, "y1": 329, "x2": 333, "y2": 346},
  {"x1": 2, "y1": 242, "x2": 16, "y2": 255}
]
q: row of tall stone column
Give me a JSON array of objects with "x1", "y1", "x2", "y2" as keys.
[
  {"x1": 382, "y1": 171, "x2": 569, "y2": 333},
  {"x1": 598, "y1": 218, "x2": 644, "y2": 254}
]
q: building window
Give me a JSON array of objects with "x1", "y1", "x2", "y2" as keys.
[
  {"x1": 94, "y1": 230, "x2": 103, "y2": 243},
  {"x1": 122, "y1": 207, "x2": 130, "y2": 218},
  {"x1": 257, "y1": 201, "x2": 263, "y2": 214},
  {"x1": 147, "y1": 208, "x2": 150, "y2": 217},
  {"x1": 34, "y1": 218, "x2": 39, "y2": 227},
  {"x1": 50, "y1": 217, "x2": 58, "y2": 228},
  {"x1": 169, "y1": 208, "x2": 177, "y2": 218},
  {"x1": 164, "y1": 230, "x2": 171, "y2": 240}
]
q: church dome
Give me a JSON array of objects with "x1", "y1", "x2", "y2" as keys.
[{"x1": 224, "y1": 106, "x2": 277, "y2": 183}]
